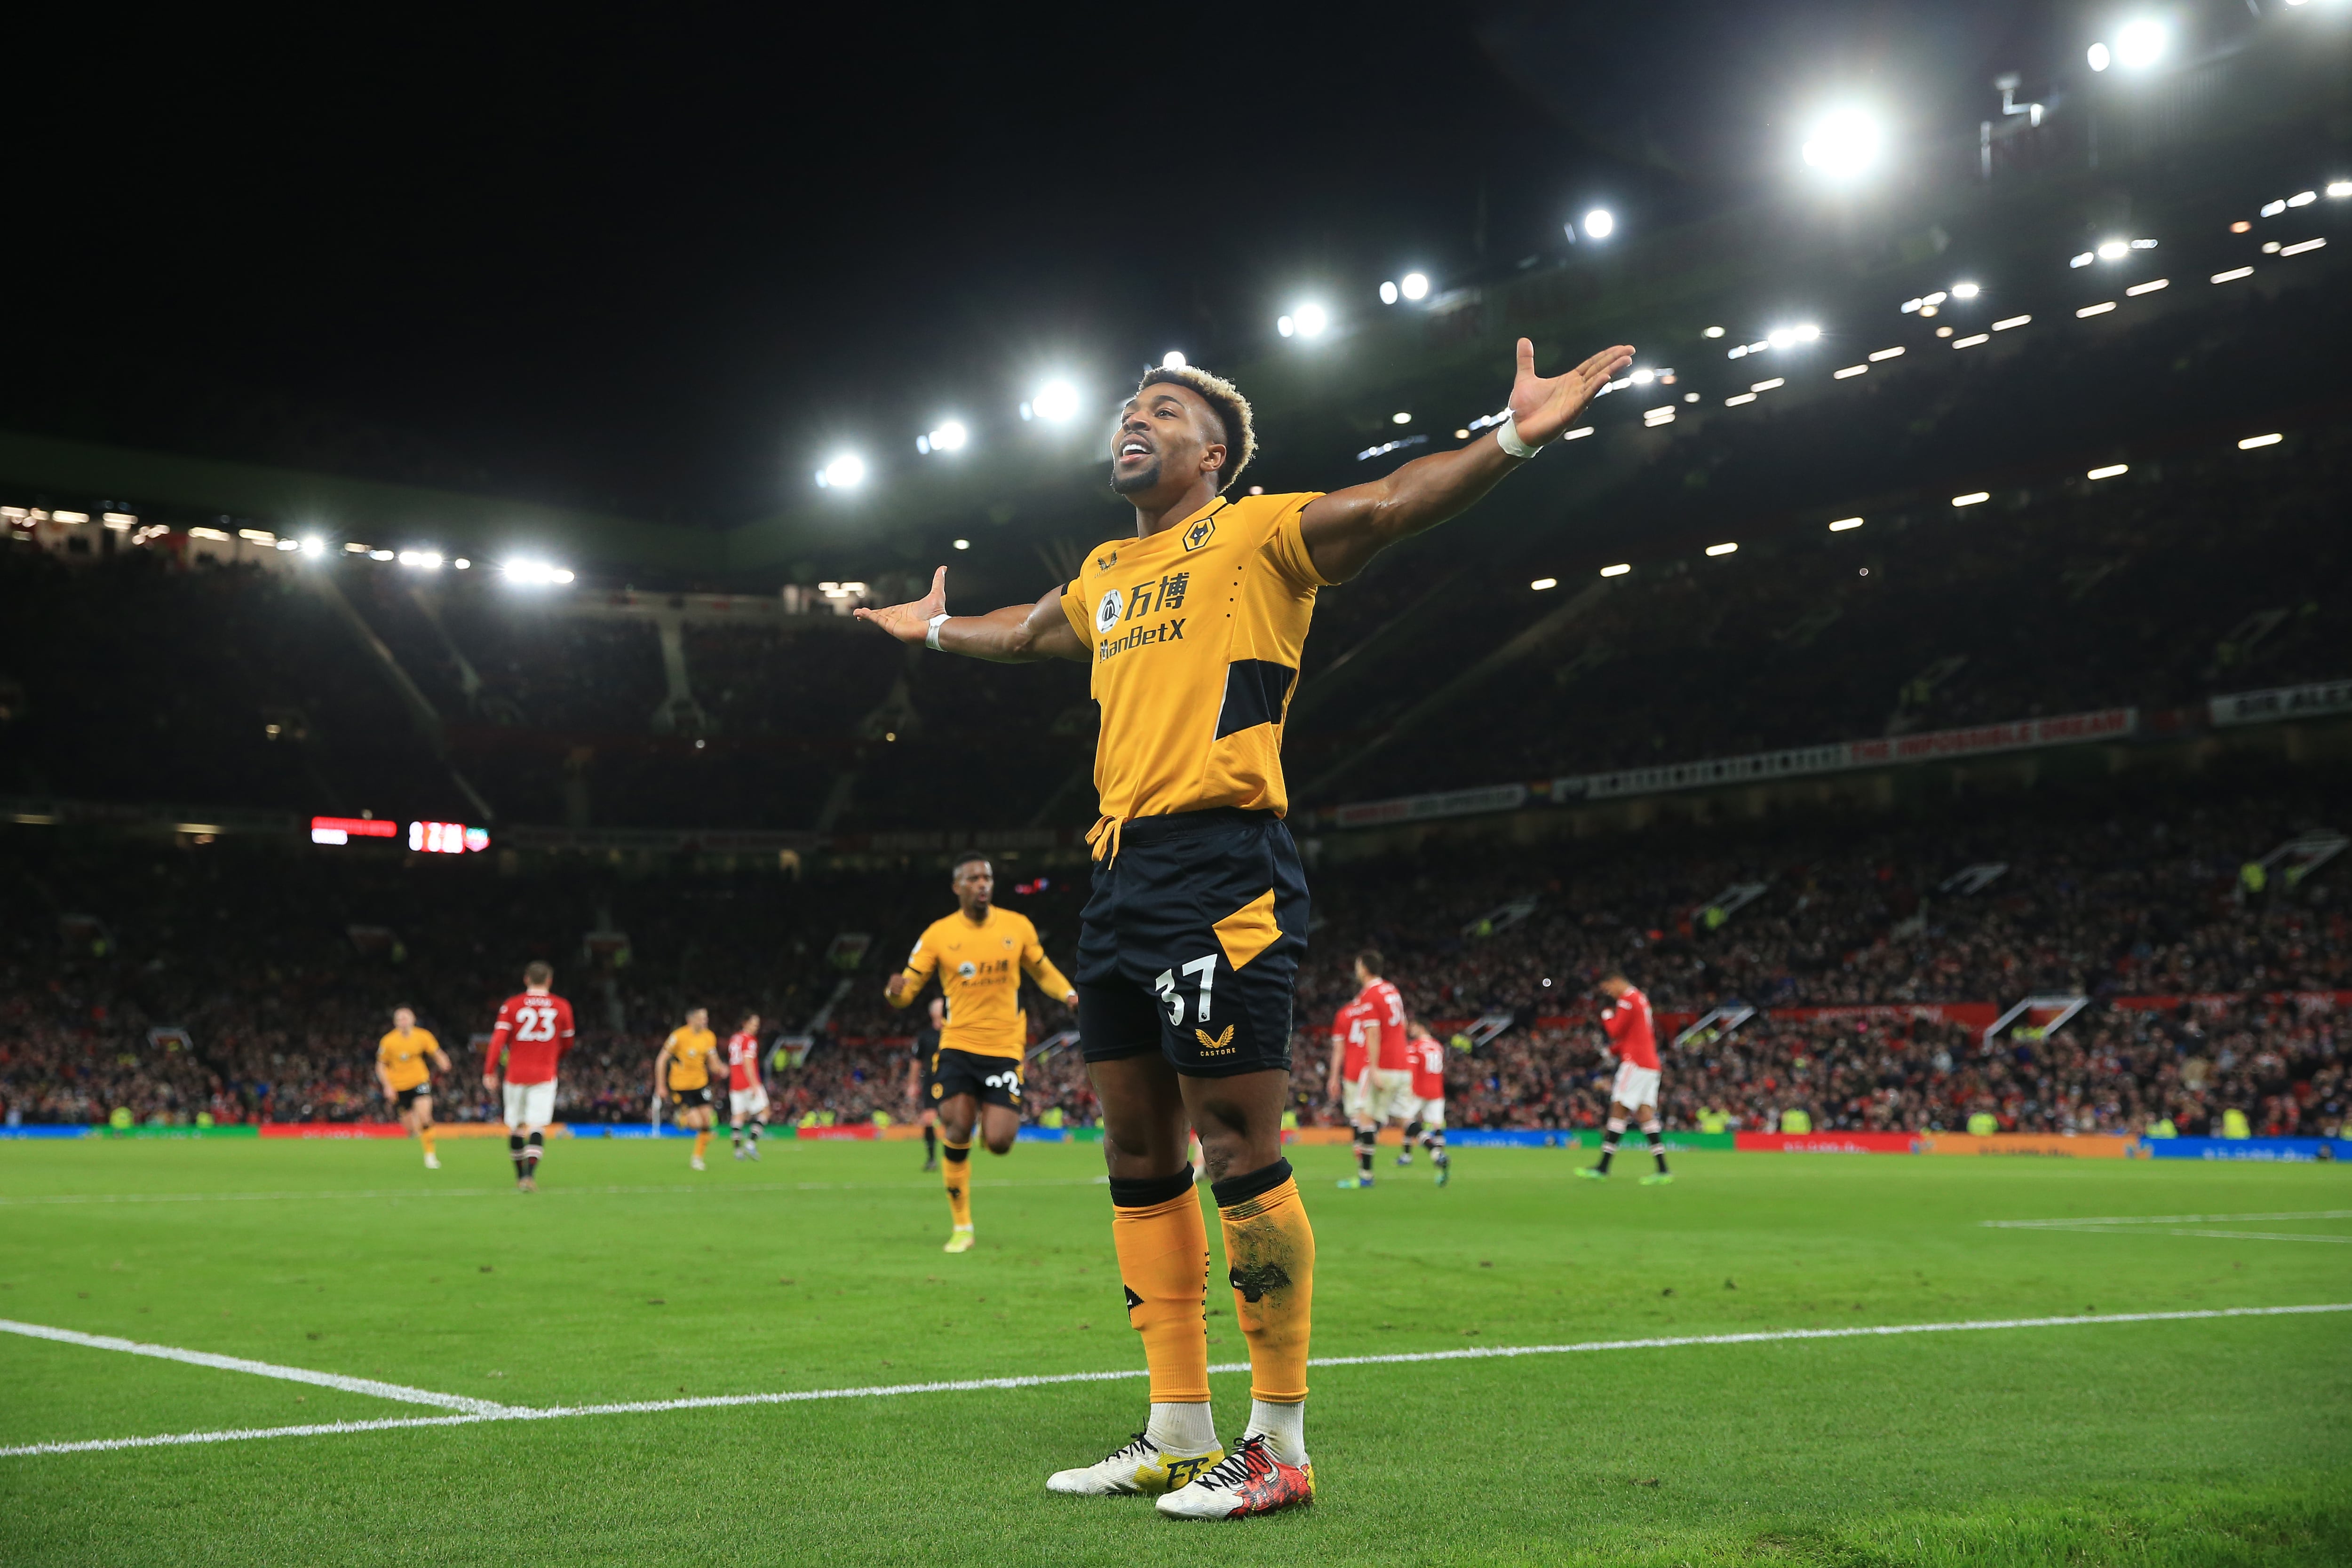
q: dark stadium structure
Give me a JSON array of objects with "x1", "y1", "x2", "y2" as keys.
[{"x1": 4, "y1": 14, "x2": 2347, "y2": 1147}]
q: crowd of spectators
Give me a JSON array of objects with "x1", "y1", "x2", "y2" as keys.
[{"x1": 3, "y1": 772, "x2": 2341, "y2": 1140}]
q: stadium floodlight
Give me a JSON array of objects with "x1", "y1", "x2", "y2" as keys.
[
  {"x1": 1993, "y1": 315, "x2": 2031, "y2": 330},
  {"x1": 1400, "y1": 272, "x2": 1429, "y2": 300},
  {"x1": 368, "y1": 549, "x2": 394, "y2": 561},
  {"x1": 1750, "y1": 378, "x2": 1786, "y2": 392},
  {"x1": 2077, "y1": 301, "x2": 2117, "y2": 317},
  {"x1": 2096, "y1": 239, "x2": 2130, "y2": 261},
  {"x1": 2260, "y1": 198, "x2": 2287, "y2": 217},
  {"x1": 501, "y1": 559, "x2": 574, "y2": 586},
  {"x1": 1581, "y1": 208, "x2": 1615, "y2": 239},
  {"x1": 396, "y1": 550, "x2": 444, "y2": 570},
  {"x1": 2087, "y1": 41, "x2": 2112, "y2": 71},
  {"x1": 2239, "y1": 433, "x2": 2283, "y2": 449},
  {"x1": 1869, "y1": 346, "x2": 1906, "y2": 361},
  {"x1": 344, "y1": 542, "x2": 369, "y2": 554},
  {"x1": 953, "y1": 539, "x2": 970, "y2": 550},
  {"x1": 1950, "y1": 282, "x2": 1980, "y2": 299},
  {"x1": 453, "y1": 558, "x2": 471, "y2": 570},
  {"x1": 2088, "y1": 464, "x2": 2130, "y2": 480},
  {"x1": 1379, "y1": 281, "x2": 1399, "y2": 305},
  {"x1": 1800, "y1": 109, "x2": 1882, "y2": 179},
  {"x1": 2212, "y1": 266, "x2": 2255, "y2": 282},
  {"x1": 2287, "y1": 190, "x2": 2318, "y2": 208},
  {"x1": 1631, "y1": 368, "x2": 1655, "y2": 385},
  {"x1": 2329, "y1": 181, "x2": 2352, "y2": 198},
  {"x1": 925, "y1": 420, "x2": 968, "y2": 452},
  {"x1": 2125, "y1": 278, "x2": 2168, "y2": 296},
  {"x1": 1391, "y1": 412, "x2": 1412, "y2": 425},
  {"x1": 1277, "y1": 315, "x2": 1294, "y2": 338},
  {"x1": 1599, "y1": 563, "x2": 1631, "y2": 577},
  {"x1": 1530, "y1": 577, "x2": 1558, "y2": 591},
  {"x1": 2280, "y1": 238, "x2": 2327, "y2": 256},
  {"x1": 1160, "y1": 351, "x2": 1186, "y2": 369},
  {"x1": 819, "y1": 452, "x2": 868, "y2": 488},
  {"x1": 1952, "y1": 491, "x2": 1992, "y2": 507},
  {"x1": 2070, "y1": 251, "x2": 2095, "y2": 267},
  {"x1": 2114, "y1": 19, "x2": 2167, "y2": 69},
  {"x1": 1705, "y1": 542, "x2": 1738, "y2": 557},
  {"x1": 1291, "y1": 302, "x2": 1329, "y2": 339},
  {"x1": 1702, "y1": 326, "x2": 1725, "y2": 338},
  {"x1": 1829, "y1": 517, "x2": 1865, "y2": 531},
  {"x1": 1835, "y1": 364, "x2": 1868, "y2": 379},
  {"x1": 301, "y1": 536, "x2": 326, "y2": 555},
  {"x1": 1030, "y1": 381, "x2": 1081, "y2": 422}
]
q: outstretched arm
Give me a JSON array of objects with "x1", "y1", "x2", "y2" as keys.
[
  {"x1": 854, "y1": 570, "x2": 1089, "y2": 664},
  {"x1": 1298, "y1": 339, "x2": 1633, "y2": 583}
]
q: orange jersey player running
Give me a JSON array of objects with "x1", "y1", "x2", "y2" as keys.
[
  {"x1": 375, "y1": 1006, "x2": 452, "y2": 1169},
  {"x1": 481, "y1": 961, "x2": 575, "y2": 1192},
  {"x1": 885, "y1": 852, "x2": 1076, "y2": 1253},
  {"x1": 856, "y1": 334, "x2": 1629, "y2": 1516},
  {"x1": 1579, "y1": 971, "x2": 1671, "y2": 1185}
]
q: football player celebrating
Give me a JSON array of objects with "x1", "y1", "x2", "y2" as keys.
[
  {"x1": 885, "y1": 852, "x2": 1077, "y2": 1252},
  {"x1": 858, "y1": 335, "x2": 1631, "y2": 1517},
  {"x1": 482, "y1": 962, "x2": 575, "y2": 1191}
]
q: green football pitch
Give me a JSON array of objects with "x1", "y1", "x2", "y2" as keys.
[{"x1": 2, "y1": 1137, "x2": 2347, "y2": 1566}]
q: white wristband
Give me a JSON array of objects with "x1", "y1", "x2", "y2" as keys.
[
  {"x1": 924, "y1": 612, "x2": 951, "y2": 650},
  {"x1": 1494, "y1": 417, "x2": 1541, "y2": 459}
]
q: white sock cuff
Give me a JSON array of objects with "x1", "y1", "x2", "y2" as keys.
[
  {"x1": 1641, "y1": 1121, "x2": 1663, "y2": 1134},
  {"x1": 1605, "y1": 1118, "x2": 1629, "y2": 1134},
  {"x1": 1147, "y1": 1400, "x2": 1217, "y2": 1455},
  {"x1": 1244, "y1": 1397, "x2": 1307, "y2": 1465}
]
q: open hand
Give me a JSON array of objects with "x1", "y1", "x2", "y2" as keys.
[
  {"x1": 1507, "y1": 340, "x2": 1636, "y2": 447},
  {"x1": 852, "y1": 567, "x2": 946, "y2": 644}
]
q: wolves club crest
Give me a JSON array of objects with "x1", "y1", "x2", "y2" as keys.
[{"x1": 1181, "y1": 514, "x2": 1218, "y2": 552}]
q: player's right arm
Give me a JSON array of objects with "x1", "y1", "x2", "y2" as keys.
[
  {"x1": 1325, "y1": 1029, "x2": 1345, "y2": 1102},
  {"x1": 651, "y1": 1034, "x2": 675, "y2": 1099},
  {"x1": 885, "y1": 931, "x2": 941, "y2": 1007},
  {"x1": 854, "y1": 570, "x2": 1088, "y2": 665}
]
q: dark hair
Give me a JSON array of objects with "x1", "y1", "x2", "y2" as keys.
[
  {"x1": 524, "y1": 960, "x2": 553, "y2": 986},
  {"x1": 1135, "y1": 365, "x2": 1256, "y2": 492},
  {"x1": 952, "y1": 851, "x2": 991, "y2": 876},
  {"x1": 1355, "y1": 949, "x2": 1383, "y2": 976},
  {"x1": 739, "y1": 1011, "x2": 759, "y2": 1028}
]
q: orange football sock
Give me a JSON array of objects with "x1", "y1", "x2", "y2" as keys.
[
  {"x1": 942, "y1": 1137, "x2": 973, "y2": 1229},
  {"x1": 418, "y1": 1129, "x2": 437, "y2": 1156},
  {"x1": 693, "y1": 1129, "x2": 710, "y2": 1160},
  {"x1": 1214, "y1": 1160, "x2": 1315, "y2": 1404},
  {"x1": 1110, "y1": 1170, "x2": 1210, "y2": 1403}
]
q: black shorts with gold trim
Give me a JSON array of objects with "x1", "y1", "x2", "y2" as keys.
[
  {"x1": 393, "y1": 1083, "x2": 431, "y2": 1111},
  {"x1": 1074, "y1": 806, "x2": 1306, "y2": 1079},
  {"x1": 929, "y1": 1047, "x2": 1023, "y2": 1109},
  {"x1": 667, "y1": 1082, "x2": 713, "y2": 1109}
]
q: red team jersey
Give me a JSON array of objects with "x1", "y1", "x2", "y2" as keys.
[
  {"x1": 1359, "y1": 979, "x2": 1410, "y2": 1071},
  {"x1": 725, "y1": 1030, "x2": 762, "y2": 1091},
  {"x1": 1409, "y1": 1035, "x2": 1446, "y2": 1101},
  {"x1": 1334, "y1": 1000, "x2": 1371, "y2": 1081},
  {"x1": 1600, "y1": 986, "x2": 1659, "y2": 1071},
  {"x1": 489, "y1": 992, "x2": 575, "y2": 1085}
]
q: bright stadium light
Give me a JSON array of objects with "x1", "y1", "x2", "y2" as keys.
[
  {"x1": 1161, "y1": 351, "x2": 1186, "y2": 369},
  {"x1": 1599, "y1": 563, "x2": 1631, "y2": 578},
  {"x1": 1391, "y1": 412, "x2": 1412, "y2": 425},
  {"x1": 502, "y1": 559, "x2": 574, "y2": 586},
  {"x1": 2088, "y1": 464, "x2": 2130, "y2": 480},
  {"x1": 930, "y1": 420, "x2": 968, "y2": 451},
  {"x1": 820, "y1": 452, "x2": 867, "y2": 488},
  {"x1": 1379, "y1": 281, "x2": 1399, "y2": 305},
  {"x1": 1581, "y1": 208, "x2": 1614, "y2": 239},
  {"x1": 2097, "y1": 239, "x2": 2131, "y2": 261},
  {"x1": 1800, "y1": 109, "x2": 1882, "y2": 179},
  {"x1": 1829, "y1": 517, "x2": 1865, "y2": 531},
  {"x1": 2114, "y1": 19, "x2": 2167, "y2": 69},
  {"x1": 1530, "y1": 577, "x2": 1558, "y2": 591},
  {"x1": 1031, "y1": 381, "x2": 1081, "y2": 422},
  {"x1": 2087, "y1": 41, "x2": 2112, "y2": 71},
  {"x1": 1400, "y1": 272, "x2": 1429, "y2": 300},
  {"x1": 1949, "y1": 281, "x2": 1980, "y2": 299},
  {"x1": 1705, "y1": 542, "x2": 1738, "y2": 557},
  {"x1": 301, "y1": 536, "x2": 325, "y2": 555},
  {"x1": 1291, "y1": 302, "x2": 1329, "y2": 339}
]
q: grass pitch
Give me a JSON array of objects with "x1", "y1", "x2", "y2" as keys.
[{"x1": 1, "y1": 1136, "x2": 2347, "y2": 1566}]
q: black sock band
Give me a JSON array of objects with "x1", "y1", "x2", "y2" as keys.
[
  {"x1": 509, "y1": 1134, "x2": 524, "y2": 1154},
  {"x1": 527, "y1": 1130, "x2": 544, "y2": 1149},
  {"x1": 942, "y1": 1142, "x2": 971, "y2": 1165},
  {"x1": 1108, "y1": 1166, "x2": 1195, "y2": 1208},
  {"x1": 1211, "y1": 1157, "x2": 1293, "y2": 1211}
]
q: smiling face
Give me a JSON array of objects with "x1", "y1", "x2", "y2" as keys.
[{"x1": 1112, "y1": 382, "x2": 1225, "y2": 500}]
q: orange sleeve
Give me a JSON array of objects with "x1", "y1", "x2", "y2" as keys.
[
  {"x1": 1263, "y1": 493, "x2": 1331, "y2": 592},
  {"x1": 1057, "y1": 578, "x2": 1090, "y2": 646}
]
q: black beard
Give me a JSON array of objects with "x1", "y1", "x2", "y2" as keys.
[{"x1": 1109, "y1": 457, "x2": 1162, "y2": 495}]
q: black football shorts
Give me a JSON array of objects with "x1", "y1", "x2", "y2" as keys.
[
  {"x1": 1075, "y1": 807, "x2": 1308, "y2": 1079},
  {"x1": 667, "y1": 1083, "x2": 712, "y2": 1109},
  {"x1": 930, "y1": 1047, "x2": 1024, "y2": 1110},
  {"x1": 394, "y1": 1083, "x2": 430, "y2": 1111}
]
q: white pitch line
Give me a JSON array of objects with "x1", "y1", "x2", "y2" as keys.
[
  {"x1": 0, "y1": 1320, "x2": 516, "y2": 1415},
  {"x1": 6, "y1": 1302, "x2": 2344, "y2": 1459},
  {"x1": 1986, "y1": 1211, "x2": 2352, "y2": 1228}
]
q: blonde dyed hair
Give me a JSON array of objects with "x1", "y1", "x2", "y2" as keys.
[{"x1": 1136, "y1": 364, "x2": 1256, "y2": 493}]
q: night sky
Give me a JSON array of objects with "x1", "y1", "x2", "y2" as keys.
[{"x1": 13, "y1": 2, "x2": 2075, "y2": 526}]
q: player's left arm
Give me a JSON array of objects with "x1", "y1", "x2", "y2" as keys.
[
  {"x1": 1297, "y1": 339, "x2": 1632, "y2": 583},
  {"x1": 1021, "y1": 930, "x2": 1079, "y2": 1007}
]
